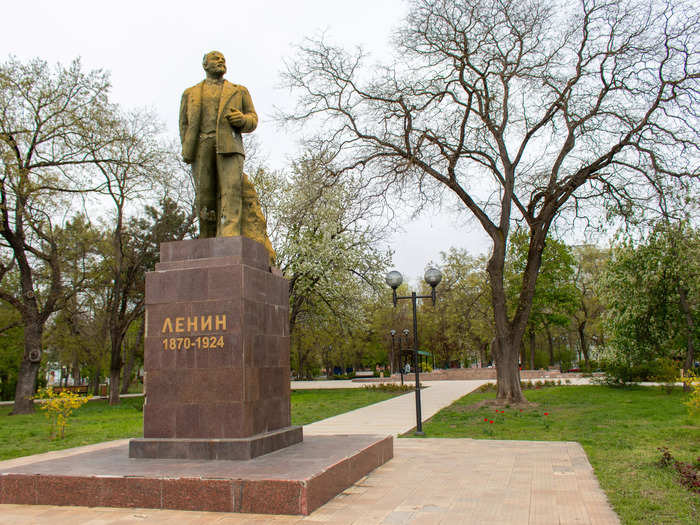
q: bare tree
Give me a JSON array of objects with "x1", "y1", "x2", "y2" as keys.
[
  {"x1": 280, "y1": 0, "x2": 699, "y2": 402},
  {"x1": 88, "y1": 109, "x2": 175, "y2": 405}
]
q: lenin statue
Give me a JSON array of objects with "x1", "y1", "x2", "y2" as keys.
[{"x1": 179, "y1": 50, "x2": 275, "y2": 263}]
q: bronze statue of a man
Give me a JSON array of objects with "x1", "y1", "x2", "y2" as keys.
[{"x1": 179, "y1": 50, "x2": 274, "y2": 261}]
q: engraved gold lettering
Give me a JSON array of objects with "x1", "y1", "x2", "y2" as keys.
[
  {"x1": 201, "y1": 315, "x2": 212, "y2": 331},
  {"x1": 215, "y1": 314, "x2": 226, "y2": 331},
  {"x1": 174, "y1": 317, "x2": 185, "y2": 332},
  {"x1": 161, "y1": 317, "x2": 173, "y2": 333},
  {"x1": 187, "y1": 317, "x2": 198, "y2": 332}
]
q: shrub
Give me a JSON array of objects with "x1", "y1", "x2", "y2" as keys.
[
  {"x1": 652, "y1": 357, "x2": 680, "y2": 383},
  {"x1": 681, "y1": 371, "x2": 700, "y2": 417},
  {"x1": 34, "y1": 387, "x2": 90, "y2": 439},
  {"x1": 602, "y1": 356, "x2": 679, "y2": 385},
  {"x1": 362, "y1": 383, "x2": 413, "y2": 393}
]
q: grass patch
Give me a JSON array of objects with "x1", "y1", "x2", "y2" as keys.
[
  {"x1": 291, "y1": 387, "x2": 408, "y2": 426},
  {"x1": 0, "y1": 387, "x2": 407, "y2": 461},
  {"x1": 413, "y1": 385, "x2": 699, "y2": 525},
  {"x1": 0, "y1": 396, "x2": 144, "y2": 461}
]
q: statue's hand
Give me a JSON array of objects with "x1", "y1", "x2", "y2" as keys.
[{"x1": 226, "y1": 109, "x2": 245, "y2": 127}]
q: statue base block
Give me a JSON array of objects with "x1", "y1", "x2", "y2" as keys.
[
  {"x1": 134, "y1": 236, "x2": 295, "y2": 459},
  {"x1": 129, "y1": 426, "x2": 303, "y2": 460}
]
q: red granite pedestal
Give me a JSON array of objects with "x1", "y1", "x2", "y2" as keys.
[
  {"x1": 130, "y1": 236, "x2": 302, "y2": 460},
  {"x1": 0, "y1": 435, "x2": 393, "y2": 515}
]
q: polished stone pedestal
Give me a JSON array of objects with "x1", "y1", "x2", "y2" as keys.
[
  {"x1": 0, "y1": 436, "x2": 393, "y2": 515},
  {"x1": 130, "y1": 236, "x2": 301, "y2": 460}
]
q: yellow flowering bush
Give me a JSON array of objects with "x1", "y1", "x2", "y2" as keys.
[
  {"x1": 681, "y1": 371, "x2": 700, "y2": 417},
  {"x1": 35, "y1": 388, "x2": 90, "y2": 439}
]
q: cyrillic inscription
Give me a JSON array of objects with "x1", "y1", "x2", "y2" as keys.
[
  {"x1": 161, "y1": 314, "x2": 227, "y2": 334},
  {"x1": 160, "y1": 314, "x2": 227, "y2": 351}
]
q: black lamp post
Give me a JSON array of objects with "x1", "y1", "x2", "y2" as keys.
[
  {"x1": 389, "y1": 330, "x2": 396, "y2": 376},
  {"x1": 385, "y1": 267, "x2": 442, "y2": 436}
]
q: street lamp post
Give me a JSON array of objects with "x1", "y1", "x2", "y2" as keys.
[
  {"x1": 385, "y1": 268, "x2": 442, "y2": 436},
  {"x1": 389, "y1": 330, "x2": 396, "y2": 376}
]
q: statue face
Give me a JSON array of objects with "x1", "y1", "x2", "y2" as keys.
[{"x1": 203, "y1": 52, "x2": 226, "y2": 76}]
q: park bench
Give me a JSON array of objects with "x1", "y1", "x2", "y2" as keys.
[{"x1": 50, "y1": 385, "x2": 89, "y2": 395}]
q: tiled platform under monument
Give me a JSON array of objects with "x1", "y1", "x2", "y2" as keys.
[{"x1": 0, "y1": 435, "x2": 393, "y2": 515}]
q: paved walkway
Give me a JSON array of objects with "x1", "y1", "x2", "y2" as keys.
[
  {"x1": 0, "y1": 380, "x2": 620, "y2": 524},
  {"x1": 303, "y1": 380, "x2": 487, "y2": 436}
]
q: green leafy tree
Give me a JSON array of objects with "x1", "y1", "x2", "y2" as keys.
[
  {"x1": 44, "y1": 198, "x2": 194, "y2": 399},
  {"x1": 367, "y1": 283, "x2": 413, "y2": 375},
  {"x1": 43, "y1": 214, "x2": 107, "y2": 392},
  {"x1": 571, "y1": 244, "x2": 608, "y2": 367},
  {"x1": 506, "y1": 229, "x2": 579, "y2": 368},
  {"x1": 420, "y1": 249, "x2": 493, "y2": 368},
  {"x1": 280, "y1": 0, "x2": 699, "y2": 403},
  {"x1": 601, "y1": 221, "x2": 699, "y2": 377},
  {"x1": 0, "y1": 302, "x2": 23, "y2": 400},
  {"x1": 97, "y1": 196, "x2": 194, "y2": 403}
]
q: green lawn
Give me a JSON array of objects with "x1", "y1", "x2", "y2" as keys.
[
  {"x1": 290, "y1": 387, "x2": 409, "y2": 426},
  {"x1": 0, "y1": 387, "x2": 408, "y2": 461},
  {"x1": 0, "y1": 396, "x2": 145, "y2": 461},
  {"x1": 413, "y1": 385, "x2": 699, "y2": 525}
]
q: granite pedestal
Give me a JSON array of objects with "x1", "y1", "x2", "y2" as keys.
[
  {"x1": 1, "y1": 435, "x2": 393, "y2": 515},
  {"x1": 130, "y1": 237, "x2": 301, "y2": 460}
]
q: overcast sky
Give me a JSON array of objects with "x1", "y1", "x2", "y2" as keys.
[{"x1": 1, "y1": 0, "x2": 491, "y2": 281}]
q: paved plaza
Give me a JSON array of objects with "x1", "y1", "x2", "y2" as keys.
[{"x1": 0, "y1": 380, "x2": 619, "y2": 524}]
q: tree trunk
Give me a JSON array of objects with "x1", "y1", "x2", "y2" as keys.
[
  {"x1": 92, "y1": 373, "x2": 101, "y2": 396},
  {"x1": 121, "y1": 339, "x2": 136, "y2": 395},
  {"x1": 493, "y1": 337, "x2": 523, "y2": 403},
  {"x1": 0, "y1": 369, "x2": 8, "y2": 400},
  {"x1": 487, "y1": 233, "x2": 528, "y2": 404},
  {"x1": 73, "y1": 357, "x2": 81, "y2": 385},
  {"x1": 122, "y1": 320, "x2": 145, "y2": 394},
  {"x1": 546, "y1": 325, "x2": 554, "y2": 366},
  {"x1": 529, "y1": 328, "x2": 535, "y2": 369},
  {"x1": 120, "y1": 350, "x2": 134, "y2": 394},
  {"x1": 109, "y1": 368, "x2": 121, "y2": 404},
  {"x1": 10, "y1": 323, "x2": 43, "y2": 415},
  {"x1": 578, "y1": 320, "x2": 590, "y2": 366}
]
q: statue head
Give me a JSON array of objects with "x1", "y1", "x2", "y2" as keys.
[{"x1": 202, "y1": 51, "x2": 227, "y2": 77}]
